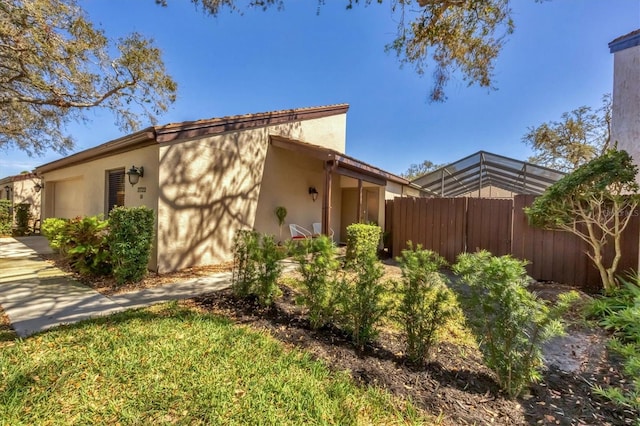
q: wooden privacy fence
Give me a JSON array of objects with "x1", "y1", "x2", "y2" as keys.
[{"x1": 385, "y1": 195, "x2": 639, "y2": 292}]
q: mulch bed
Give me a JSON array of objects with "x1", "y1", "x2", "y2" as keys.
[{"x1": 189, "y1": 285, "x2": 639, "y2": 426}]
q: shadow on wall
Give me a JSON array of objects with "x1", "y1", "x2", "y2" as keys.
[{"x1": 156, "y1": 121, "x2": 302, "y2": 272}]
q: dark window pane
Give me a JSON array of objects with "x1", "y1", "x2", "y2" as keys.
[{"x1": 107, "y1": 169, "x2": 125, "y2": 214}]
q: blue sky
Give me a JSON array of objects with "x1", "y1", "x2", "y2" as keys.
[{"x1": 1, "y1": 0, "x2": 639, "y2": 177}]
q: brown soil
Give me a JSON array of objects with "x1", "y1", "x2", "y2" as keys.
[{"x1": 188, "y1": 282, "x2": 638, "y2": 426}]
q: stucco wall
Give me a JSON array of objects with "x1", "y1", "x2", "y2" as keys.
[
  {"x1": 254, "y1": 146, "x2": 341, "y2": 242},
  {"x1": 297, "y1": 113, "x2": 347, "y2": 153},
  {"x1": 40, "y1": 145, "x2": 159, "y2": 218},
  {"x1": 611, "y1": 44, "x2": 640, "y2": 184},
  {"x1": 156, "y1": 115, "x2": 346, "y2": 272},
  {"x1": 40, "y1": 145, "x2": 161, "y2": 269}
]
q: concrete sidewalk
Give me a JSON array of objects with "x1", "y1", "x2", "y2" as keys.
[{"x1": 0, "y1": 236, "x2": 239, "y2": 337}]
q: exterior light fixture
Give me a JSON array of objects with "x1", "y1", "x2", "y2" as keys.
[
  {"x1": 127, "y1": 166, "x2": 144, "y2": 186},
  {"x1": 3, "y1": 185, "x2": 10, "y2": 199},
  {"x1": 34, "y1": 182, "x2": 43, "y2": 193},
  {"x1": 308, "y1": 186, "x2": 319, "y2": 202}
]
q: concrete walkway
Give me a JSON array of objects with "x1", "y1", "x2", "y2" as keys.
[{"x1": 0, "y1": 236, "x2": 237, "y2": 337}]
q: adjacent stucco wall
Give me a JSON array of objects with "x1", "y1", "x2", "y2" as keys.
[
  {"x1": 610, "y1": 32, "x2": 640, "y2": 273},
  {"x1": 384, "y1": 181, "x2": 423, "y2": 200},
  {"x1": 458, "y1": 186, "x2": 516, "y2": 198},
  {"x1": 156, "y1": 115, "x2": 346, "y2": 272},
  {"x1": 9, "y1": 175, "x2": 42, "y2": 224},
  {"x1": 611, "y1": 43, "x2": 640, "y2": 184}
]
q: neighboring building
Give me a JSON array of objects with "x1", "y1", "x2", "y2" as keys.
[
  {"x1": 35, "y1": 104, "x2": 419, "y2": 273},
  {"x1": 610, "y1": 29, "x2": 640, "y2": 274},
  {"x1": 0, "y1": 173, "x2": 42, "y2": 228},
  {"x1": 609, "y1": 29, "x2": 640, "y2": 184}
]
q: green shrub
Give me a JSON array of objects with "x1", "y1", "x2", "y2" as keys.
[
  {"x1": 396, "y1": 243, "x2": 457, "y2": 364},
  {"x1": 13, "y1": 203, "x2": 31, "y2": 236},
  {"x1": 452, "y1": 250, "x2": 577, "y2": 398},
  {"x1": 41, "y1": 218, "x2": 69, "y2": 251},
  {"x1": 63, "y1": 215, "x2": 111, "y2": 276},
  {"x1": 338, "y1": 240, "x2": 390, "y2": 348},
  {"x1": 0, "y1": 200, "x2": 11, "y2": 236},
  {"x1": 254, "y1": 234, "x2": 284, "y2": 306},
  {"x1": 345, "y1": 223, "x2": 381, "y2": 265},
  {"x1": 232, "y1": 229, "x2": 260, "y2": 298},
  {"x1": 292, "y1": 235, "x2": 341, "y2": 329},
  {"x1": 232, "y1": 230, "x2": 284, "y2": 306},
  {"x1": 108, "y1": 206, "x2": 155, "y2": 284},
  {"x1": 589, "y1": 273, "x2": 640, "y2": 409}
]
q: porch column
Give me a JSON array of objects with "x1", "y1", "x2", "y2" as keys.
[
  {"x1": 357, "y1": 179, "x2": 363, "y2": 223},
  {"x1": 322, "y1": 161, "x2": 335, "y2": 235}
]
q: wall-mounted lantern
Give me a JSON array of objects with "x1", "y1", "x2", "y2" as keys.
[
  {"x1": 3, "y1": 185, "x2": 10, "y2": 199},
  {"x1": 308, "y1": 186, "x2": 319, "y2": 202},
  {"x1": 127, "y1": 166, "x2": 144, "y2": 186},
  {"x1": 34, "y1": 182, "x2": 43, "y2": 193}
]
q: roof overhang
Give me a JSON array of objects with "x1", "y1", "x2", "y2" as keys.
[
  {"x1": 269, "y1": 135, "x2": 409, "y2": 187},
  {"x1": 35, "y1": 129, "x2": 157, "y2": 175}
]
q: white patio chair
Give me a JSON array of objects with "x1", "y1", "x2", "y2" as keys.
[
  {"x1": 289, "y1": 224, "x2": 312, "y2": 240},
  {"x1": 312, "y1": 222, "x2": 334, "y2": 241}
]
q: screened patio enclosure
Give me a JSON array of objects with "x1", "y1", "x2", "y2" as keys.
[{"x1": 411, "y1": 151, "x2": 565, "y2": 197}]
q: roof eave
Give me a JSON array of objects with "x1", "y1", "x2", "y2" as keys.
[{"x1": 35, "y1": 128, "x2": 157, "y2": 175}]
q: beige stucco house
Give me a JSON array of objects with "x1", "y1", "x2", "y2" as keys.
[
  {"x1": 0, "y1": 173, "x2": 42, "y2": 229},
  {"x1": 35, "y1": 104, "x2": 420, "y2": 273}
]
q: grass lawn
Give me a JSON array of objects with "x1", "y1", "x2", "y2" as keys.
[{"x1": 0, "y1": 302, "x2": 429, "y2": 425}]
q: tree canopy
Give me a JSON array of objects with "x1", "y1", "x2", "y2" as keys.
[
  {"x1": 167, "y1": 0, "x2": 514, "y2": 102},
  {"x1": 1, "y1": 0, "x2": 177, "y2": 156},
  {"x1": 525, "y1": 149, "x2": 640, "y2": 292},
  {"x1": 401, "y1": 159, "x2": 443, "y2": 180},
  {"x1": 521, "y1": 95, "x2": 611, "y2": 172}
]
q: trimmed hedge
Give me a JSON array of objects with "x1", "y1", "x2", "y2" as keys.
[
  {"x1": 13, "y1": 203, "x2": 31, "y2": 236},
  {"x1": 0, "y1": 200, "x2": 11, "y2": 236},
  {"x1": 345, "y1": 223, "x2": 382, "y2": 263},
  {"x1": 108, "y1": 206, "x2": 155, "y2": 284}
]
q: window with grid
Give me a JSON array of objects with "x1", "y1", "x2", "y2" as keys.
[{"x1": 106, "y1": 169, "x2": 125, "y2": 215}]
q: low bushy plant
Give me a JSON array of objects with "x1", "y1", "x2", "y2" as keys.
[
  {"x1": 108, "y1": 206, "x2": 155, "y2": 284},
  {"x1": 0, "y1": 200, "x2": 11, "y2": 236},
  {"x1": 231, "y1": 230, "x2": 284, "y2": 306},
  {"x1": 13, "y1": 203, "x2": 31, "y2": 236},
  {"x1": 292, "y1": 235, "x2": 340, "y2": 329},
  {"x1": 345, "y1": 223, "x2": 381, "y2": 265},
  {"x1": 254, "y1": 234, "x2": 284, "y2": 306},
  {"x1": 232, "y1": 229, "x2": 260, "y2": 298},
  {"x1": 589, "y1": 272, "x2": 640, "y2": 409},
  {"x1": 41, "y1": 218, "x2": 69, "y2": 251},
  {"x1": 338, "y1": 230, "x2": 390, "y2": 348},
  {"x1": 452, "y1": 250, "x2": 578, "y2": 398},
  {"x1": 63, "y1": 215, "x2": 111, "y2": 276},
  {"x1": 396, "y1": 243, "x2": 457, "y2": 364}
]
